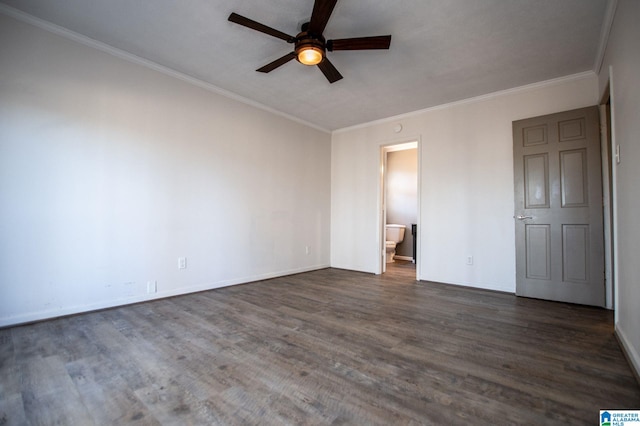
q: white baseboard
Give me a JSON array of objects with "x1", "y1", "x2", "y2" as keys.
[
  {"x1": 615, "y1": 325, "x2": 640, "y2": 384},
  {"x1": 394, "y1": 255, "x2": 414, "y2": 262},
  {"x1": 0, "y1": 264, "x2": 330, "y2": 328}
]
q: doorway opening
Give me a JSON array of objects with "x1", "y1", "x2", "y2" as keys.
[{"x1": 380, "y1": 140, "x2": 419, "y2": 278}]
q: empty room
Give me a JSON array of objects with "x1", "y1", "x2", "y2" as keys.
[{"x1": 1, "y1": 0, "x2": 639, "y2": 424}]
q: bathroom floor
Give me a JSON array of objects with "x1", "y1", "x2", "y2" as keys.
[
  {"x1": 385, "y1": 259, "x2": 416, "y2": 280},
  {"x1": 388, "y1": 259, "x2": 415, "y2": 268}
]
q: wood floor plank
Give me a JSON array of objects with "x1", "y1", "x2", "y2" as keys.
[
  {"x1": 1, "y1": 263, "x2": 639, "y2": 425},
  {"x1": 20, "y1": 355, "x2": 94, "y2": 425},
  {"x1": 66, "y1": 355, "x2": 160, "y2": 425}
]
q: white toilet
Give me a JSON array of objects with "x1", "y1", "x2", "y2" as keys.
[{"x1": 385, "y1": 224, "x2": 406, "y2": 263}]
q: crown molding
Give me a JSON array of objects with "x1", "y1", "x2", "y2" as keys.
[
  {"x1": 333, "y1": 71, "x2": 597, "y2": 134},
  {"x1": 594, "y1": 0, "x2": 618, "y2": 74},
  {"x1": 0, "y1": 4, "x2": 331, "y2": 134}
]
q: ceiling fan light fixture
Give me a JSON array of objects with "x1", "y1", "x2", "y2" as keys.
[
  {"x1": 295, "y1": 34, "x2": 325, "y2": 66},
  {"x1": 297, "y1": 46, "x2": 324, "y2": 65}
]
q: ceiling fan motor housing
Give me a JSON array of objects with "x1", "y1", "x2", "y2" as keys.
[{"x1": 295, "y1": 29, "x2": 326, "y2": 65}]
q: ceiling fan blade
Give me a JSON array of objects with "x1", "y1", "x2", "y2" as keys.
[
  {"x1": 228, "y1": 13, "x2": 294, "y2": 42},
  {"x1": 308, "y1": 0, "x2": 338, "y2": 35},
  {"x1": 317, "y1": 58, "x2": 343, "y2": 83},
  {"x1": 256, "y1": 52, "x2": 297, "y2": 73},
  {"x1": 327, "y1": 35, "x2": 392, "y2": 51}
]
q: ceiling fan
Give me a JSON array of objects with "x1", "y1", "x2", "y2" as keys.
[{"x1": 228, "y1": 0, "x2": 392, "y2": 83}]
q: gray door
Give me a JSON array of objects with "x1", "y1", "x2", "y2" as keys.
[{"x1": 513, "y1": 106, "x2": 604, "y2": 306}]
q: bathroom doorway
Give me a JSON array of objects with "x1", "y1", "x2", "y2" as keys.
[{"x1": 380, "y1": 140, "x2": 419, "y2": 278}]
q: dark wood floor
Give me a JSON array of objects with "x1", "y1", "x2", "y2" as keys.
[{"x1": 1, "y1": 263, "x2": 639, "y2": 425}]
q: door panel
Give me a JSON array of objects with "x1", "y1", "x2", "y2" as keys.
[
  {"x1": 525, "y1": 224, "x2": 551, "y2": 280},
  {"x1": 562, "y1": 224, "x2": 589, "y2": 283},
  {"x1": 559, "y1": 118, "x2": 586, "y2": 142},
  {"x1": 523, "y1": 124, "x2": 548, "y2": 146},
  {"x1": 524, "y1": 154, "x2": 550, "y2": 208},
  {"x1": 560, "y1": 149, "x2": 588, "y2": 207},
  {"x1": 513, "y1": 106, "x2": 604, "y2": 306}
]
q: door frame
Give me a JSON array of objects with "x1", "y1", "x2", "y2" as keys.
[
  {"x1": 377, "y1": 137, "x2": 421, "y2": 279},
  {"x1": 600, "y1": 72, "x2": 619, "y2": 313},
  {"x1": 600, "y1": 85, "x2": 615, "y2": 310}
]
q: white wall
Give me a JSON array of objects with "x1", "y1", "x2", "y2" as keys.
[
  {"x1": 598, "y1": 0, "x2": 640, "y2": 377},
  {"x1": 0, "y1": 14, "x2": 331, "y2": 327},
  {"x1": 331, "y1": 73, "x2": 599, "y2": 292}
]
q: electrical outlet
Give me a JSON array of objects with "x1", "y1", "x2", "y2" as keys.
[
  {"x1": 305, "y1": 246, "x2": 310, "y2": 255},
  {"x1": 147, "y1": 280, "x2": 157, "y2": 294},
  {"x1": 178, "y1": 257, "x2": 187, "y2": 269},
  {"x1": 466, "y1": 256, "x2": 473, "y2": 265}
]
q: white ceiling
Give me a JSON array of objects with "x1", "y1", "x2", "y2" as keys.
[{"x1": 0, "y1": 0, "x2": 610, "y2": 131}]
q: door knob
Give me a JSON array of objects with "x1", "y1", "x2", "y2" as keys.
[{"x1": 516, "y1": 215, "x2": 533, "y2": 220}]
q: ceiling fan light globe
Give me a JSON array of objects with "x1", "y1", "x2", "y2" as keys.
[{"x1": 297, "y1": 47, "x2": 324, "y2": 66}]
